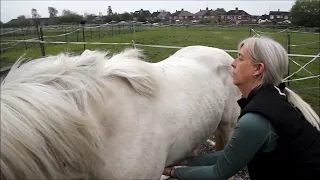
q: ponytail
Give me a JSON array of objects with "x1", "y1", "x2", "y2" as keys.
[{"x1": 284, "y1": 87, "x2": 320, "y2": 131}]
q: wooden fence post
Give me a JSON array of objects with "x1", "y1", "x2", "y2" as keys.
[
  {"x1": 36, "y1": 26, "x2": 45, "y2": 56},
  {"x1": 286, "y1": 32, "x2": 291, "y2": 86}
]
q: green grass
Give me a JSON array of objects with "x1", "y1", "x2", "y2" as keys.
[{"x1": 1, "y1": 26, "x2": 319, "y2": 114}]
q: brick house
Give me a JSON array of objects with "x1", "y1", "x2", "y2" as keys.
[
  {"x1": 170, "y1": 9, "x2": 194, "y2": 23},
  {"x1": 193, "y1": 7, "x2": 223, "y2": 23},
  {"x1": 220, "y1": 7, "x2": 251, "y2": 24},
  {"x1": 269, "y1": 9, "x2": 291, "y2": 23},
  {"x1": 193, "y1": 7, "x2": 211, "y2": 20},
  {"x1": 133, "y1": 9, "x2": 151, "y2": 21},
  {"x1": 150, "y1": 11, "x2": 161, "y2": 21},
  {"x1": 157, "y1": 11, "x2": 171, "y2": 22}
]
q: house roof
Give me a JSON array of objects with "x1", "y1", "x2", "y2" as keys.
[
  {"x1": 260, "y1": 14, "x2": 270, "y2": 20},
  {"x1": 209, "y1": 10, "x2": 222, "y2": 16},
  {"x1": 194, "y1": 8, "x2": 212, "y2": 16},
  {"x1": 269, "y1": 10, "x2": 289, "y2": 15},
  {"x1": 178, "y1": 9, "x2": 194, "y2": 16},
  {"x1": 251, "y1": 15, "x2": 260, "y2": 18},
  {"x1": 194, "y1": 10, "x2": 211, "y2": 16},
  {"x1": 171, "y1": 10, "x2": 181, "y2": 16},
  {"x1": 224, "y1": 8, "x2": 250, "y2": 16},
  {"x1": 171, "y1": 9, "x2": 194, "y2": 17},
  {"x1": 151, "y1": 11, "x2": 161, "y2": 18},
  {"x1": 179, "y1": 11, "x2": 194, "y2": 16},
  {"x1": 158, "y1": 12, "x2": 171, "y2": 18},
  {"x1": 134, "y1": 9, "x2": 151, "y2": 17}
]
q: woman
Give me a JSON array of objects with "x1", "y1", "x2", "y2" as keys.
[{"x1": 162, "y1": 36, "x2": 320, "y2": 180}]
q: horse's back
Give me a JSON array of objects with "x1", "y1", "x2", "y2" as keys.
[{"x1": 169, "y1": 45, "x2": 234, "y2": 69}]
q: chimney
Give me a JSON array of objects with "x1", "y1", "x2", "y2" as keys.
[
  {"x1": 176, "y1": 10, "x2": 177, "y2": 12},
  {"x1": 235, "y1": 7, "x2": 238, "y2": 11},
  {"x1": 278, "y1": 9, "x2": 280, "y2": 12},
  {"x1": 206, "y1": 7, "x2": 208, "y2": 11},
  {"x1": 181, "y1": 8, "x2": 184, "y2": 11}
]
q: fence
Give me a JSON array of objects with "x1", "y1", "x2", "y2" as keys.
[
  {"x1": 1, "y1": 24, "x2": 319, "y2": 87},
  {"x1": 1, "y1": 24, "x2": 319, "y2": 113},
  {"x1": 0, "y1": 23, "x2": 152, "y2": 55}
]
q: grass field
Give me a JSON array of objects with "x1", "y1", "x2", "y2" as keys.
[{"x1": 1, "y1": 25, "x2": 319, "y2": 114}]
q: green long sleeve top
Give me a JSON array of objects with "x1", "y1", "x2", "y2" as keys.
[{"x1": 173, "y1": 112, "x2": 279, "y2": 180}]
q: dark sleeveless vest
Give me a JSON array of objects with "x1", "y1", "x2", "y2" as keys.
[{"x1": 237, "y1": 84, "x2": 320, "y2": 180}]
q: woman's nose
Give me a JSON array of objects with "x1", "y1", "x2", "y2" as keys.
[{"x1": 231, "y1": 60, "x2": 236, "y2": 68}]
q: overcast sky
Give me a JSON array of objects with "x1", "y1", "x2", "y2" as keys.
[{"x1": 1, "y1": 0, "x2": 296, "y2": 23}]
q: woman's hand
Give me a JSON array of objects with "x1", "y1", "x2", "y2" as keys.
[
  {"x1": 163, "y1": 166, "x2": 188, "y2": 177},
  {"x1": 162, "y1": 167, "x2": 174, "y2": 177}
]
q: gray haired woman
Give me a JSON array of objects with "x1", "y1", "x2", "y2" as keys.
[{"x1": 163, "y1": 36, "x2": 320, "y2": 180}]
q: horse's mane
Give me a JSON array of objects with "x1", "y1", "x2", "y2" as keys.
[{"x1": 0, "y1": 48, "x2": 159, "y2": 179}]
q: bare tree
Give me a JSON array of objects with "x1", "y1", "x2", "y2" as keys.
[
  {"x1": 107, "y1": 5, "x2": 113, "y2": 15},
  {"x1": 17, "y1": 15, "x2": 26, "y2": 20},
  {"x1": 48, "y1": 7, "x2": 58, "y2": 18},
  {"x1": 31, "y1": 8, "x2": 41, "y2": 19}
]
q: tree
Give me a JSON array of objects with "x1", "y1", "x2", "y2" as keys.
[
  {"x1": 31, "y1": 8, "x2": 41, "y2": 19},
  {"x1": 215, "y1": 8, "x2": 226, "y2": 14},
  {"x1": 137, "y1": 14, "x2": 146, "y2": 22},
  {"x1": 48, "y1": 7, "x2": 58, "y2": 18},
  {"x1": 59, "y1": 9, "x2": 83, "y2": 24},
  {"x1": 31, "y1": 8, "x2": 41, "y2": 26},
  {"x1": 290, "y1": 0, "x2": 320, "y2": 27},
  {"x1": 17, "y1": 15, "x2": 26, "y2": 20},
  {"x1": 107, "y1": 5, "x2": 113, "y2": 15},
  {"x1": 120, "y1": 12, "x2": 133, "y2": 21},
  {"x1": 84, "y1": 13, "x2": 97, "y2": 23}
]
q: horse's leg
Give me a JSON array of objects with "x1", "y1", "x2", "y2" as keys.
[
  {"x1": 215, "y1": 103, "x2": 240, "y2": 151},
  {"x1": 214, "y1": 122, "x2": 233, "y2": 151},
  {"x1": 213, "y1": 131, "x2": 223, "y2": 151}
]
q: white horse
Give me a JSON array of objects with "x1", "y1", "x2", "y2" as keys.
[{"x1": 0, "y1": 45, "x2": 241, "y2": 180}]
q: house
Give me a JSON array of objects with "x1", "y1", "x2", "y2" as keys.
[
  {"x1": 259, "y1": 14, "x2": 270, "y2": 20},
  {"x1": 257, "y1": 14, "x2": 271, "y2": 24},
  {"x1": 170, "y1": 10, "x2": 181, "y2": 22},
  {"x1": 193, "y1": 7, "x2": 211, "y2": 20},
  {"x1": 269, "y1": 9, "x2": 290, "y2": 23},
  {"x1": 157, "y1": 11, "x2": 171, "y2": 22},
  {"x1": 150, "y1": 11, "x2": 161, "y2": 21},
  {"x1": 133, "y1": 9, "x2": 151, "y2": 21},
  {"x1": 170, "y1": 8, "x2": 194, "y2": 23},
  {"x1": 193, "y1": 7, "x2": 223, "y2": 23},
  {"x1": 208, "y1": 10, "x2": 224, "y2": 23},
  {"x1": 220, "y1": 7, "x2": 251, "y2": 24},
  {"x1": 250, "y1": 15, "x2": 260, "y2": 23}
]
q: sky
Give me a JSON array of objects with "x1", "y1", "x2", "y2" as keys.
[{"x1": 1, "y1": 0, "x2": 296, "y2": 23}]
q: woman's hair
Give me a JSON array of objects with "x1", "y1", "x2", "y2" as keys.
[{"x1": 238, "y1": 35, "x2": 320, "y2": 131}]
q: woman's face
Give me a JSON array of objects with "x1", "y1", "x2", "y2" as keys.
[{"x1": 231, "y1": 46, "x2": 261, "y2": 87}]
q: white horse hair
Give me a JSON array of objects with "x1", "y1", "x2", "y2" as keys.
[{"x1": 1, "y1": 46, "x2": 241, "y2": 180}]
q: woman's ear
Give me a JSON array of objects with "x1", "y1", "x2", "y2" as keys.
[{"x1": 253, "y1": 63, "x2": 265, "y2": 76}]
